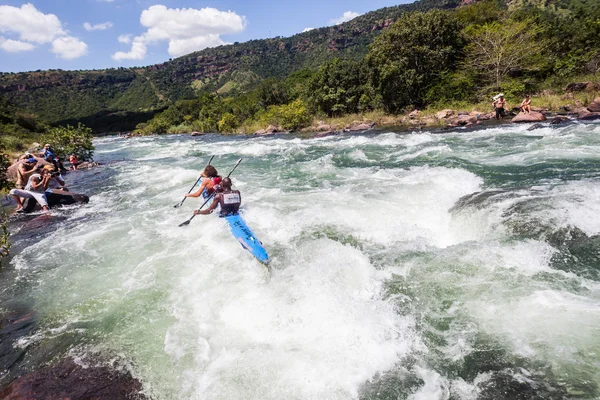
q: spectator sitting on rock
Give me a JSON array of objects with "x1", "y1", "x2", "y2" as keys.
[
  {"x1": 520, "y1": 95, "x2": 532, "y2": 114},
  {"x1": 492, "y1": 94, "x2": 507, "y2": 120},
  {"x1": 43, "y1": 165, "x2": 67, "y2": 191},
  {"x1": 9, "y1": 165, "x2": 51, "y2": 213}
]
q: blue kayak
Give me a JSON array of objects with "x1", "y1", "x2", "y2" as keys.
[{"x1": 224, "y1": 214, "x2": 269, "y2": 265}]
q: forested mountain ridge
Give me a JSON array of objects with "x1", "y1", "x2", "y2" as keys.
[{"x1": 0, "y1": 0, "x2": 462, "y2": 131}]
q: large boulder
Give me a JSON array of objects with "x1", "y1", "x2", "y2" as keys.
[
  {"x1": 565, "y1": 82, "x2": 590, "y2": 92},
  {"x1": 266, "y1": 125, "x2": 279, "y2": 134},
  {"x1": 436, "y1": 109, "x2": 455, "y2": 119},
  {"x1": 0, "y1": 358, "x2": 146, "y2": 400},
  {"x1": 408, "y1": 109, "x2": 420, "y2": 119},
  {"x1": 344, "y1": 122, "x2": 375, "y2": 132},
  {"x1": 587, "y1": 97, "x2": 600, "y2": 113},
  {"x1": 451, "y1": 115, "x2": 477, "y2": 126},
  {"x1": 512, "y1": 111, "x2": 546, "y2": 123}
]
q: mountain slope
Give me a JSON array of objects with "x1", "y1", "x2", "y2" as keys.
[{"x1": 0, "y1": 0, "x2": 461, "y2": 131}]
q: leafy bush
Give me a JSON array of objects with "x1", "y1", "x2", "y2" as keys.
[
  {"x1": 41, "y1": 123, "x2": 94, "y2": 161},
  {"x1": 257, "y1": 99, "x2": 312, "y2": 131},
  {"x1": 218, "y1": 113, "x2": 238, "y2": 133}
]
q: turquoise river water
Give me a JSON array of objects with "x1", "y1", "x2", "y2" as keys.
[{"x1": 1, "y1": 122, "x2": 600, "y2": 399}]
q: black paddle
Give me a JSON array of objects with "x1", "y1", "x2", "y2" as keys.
[
  {"x1": 178, "y1": 158, "x2": 242, "y2": 227},
  {"x1": 174, "y1": 155, "x2": 215, "y2": 208}
]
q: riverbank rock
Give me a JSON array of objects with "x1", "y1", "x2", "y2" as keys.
[
  {"x1": 451, "y1": 114, "x2": 477, "y2": 126},
  {"x1": 344, "y1": 121, "x2": 375, "y2": 132},
  {"x1": 588, "y1": 97, "x2": 600, "y2": 112},
  {"x1": 408, "y1": 109, "x2": 420, "y2": 119},
  {"x1": 565, "y1": 82, "x2": 600, "y2": 93},
  {"x1": 435, "y1": 109, "x2": 455, "y2": 119},
  {"x1": 0, "y1": 358, "x2": 146, "y2": 400},
  {"x1": 576, "y1": 107, "x2": 600, "y2": 120},
  {"x1": 190, "y1": 131, "x2": 204, "y2": 136},
  {"x1": 512, "y1": 111, "x2": 546, "y2": 123},
  {"x1": 314, "y1": 130, "x2": 338, "y2": 138}
]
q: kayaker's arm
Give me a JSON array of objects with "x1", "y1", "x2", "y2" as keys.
[
  {"x1": 185, "y1": 179, "x2": 209, "y2": 198},
  {"x1": 194, "y1": 195, "x2": 220, "y2": 215}
]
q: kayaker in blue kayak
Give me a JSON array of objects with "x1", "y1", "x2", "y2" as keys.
[
  {"x1": 185, "y1": 165, "x2": 222, "y2": 200},
  {"x1": 194, "y1": 177, "x2": 241, "y2": 217}
]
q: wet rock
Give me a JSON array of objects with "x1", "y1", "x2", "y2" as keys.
[
  {"x1": 21, "y1": 214, "x2": 68, "y2": 233},
  {"x1": 587, "y1": 97, "x2": 600, "y2": 112},
  {"x1": 314, "y1": 130, "x2": 337, "y2": 138},
  {"x1": 511, "y1": 111, "x2": 546, "y2": 123},
  {"x1": 550, "y1": 116, "x2": 570, "y2": 125},
  {"x1": 408, "y1": 109, "x2": 420, "y2": 119},
  {"x1": 190, "y1": 131, "x2": 204, "y2": 136},
  {"x1": 527, "y1": 123, "x2": 544, "y2": 131},
  {"x1": 0, "y1": 358, "x2": 146, "y2": 400},
  {"x1": 452, "y1": 115, "x2": 477, "y2": 126},
  {"x1": 576, "y1": 107, "x2": 600, "y2": 120},
  {"x1": 0, "y1": 309, "x2": 37, "y2": 376}
]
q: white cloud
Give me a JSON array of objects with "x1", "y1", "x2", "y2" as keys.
[
  {"x1": 97, "y1": 0, "x2": 115, "y2": 2},
  {"x1": 0, "y1": 37, "x2": 35, "y2": 52},
  {"x1": 329, "y1": 11, "x2": 361, "y2": 25},
  {"x1": 84, "y1": 21, "x2": 113, "y2": 31},
  {"x1": 117, "y1": 34, "x2": 131, "y2": 44},
  {"x1": 51, "y1": 36, "x2": 88, "y2": 59},
  {"x1": 302, "y1": 27, "x2": 315, "y2": 33},
  {"x1": 112, "y1": 41, "x2": 146, "y2": 61},
  {"x1": 0, "y1": 4, "x2": 88, "y2": 59},
  {"x1": 112, "y1": 5, "x2": 246, "y2": 60},
  {"x1": 0, "y1": 3, "x2": 65, "y2": 44}
]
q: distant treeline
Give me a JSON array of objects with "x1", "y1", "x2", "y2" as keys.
[{"x1": 138, "y1": 0, "x2": 600, "y2": 134}]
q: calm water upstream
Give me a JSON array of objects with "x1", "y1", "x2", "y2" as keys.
[{"x1": 2, "y1": 122, "x2": 600, "y2": 399}]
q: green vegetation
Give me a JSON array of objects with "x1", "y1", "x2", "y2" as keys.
[
  {"x1": 41, "y1": 123, "x2": 95, "y2": 161},
  {"x1": 135, "y1": 0, "x2": 599, "y2": 134}
]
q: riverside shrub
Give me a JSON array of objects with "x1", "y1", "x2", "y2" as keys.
[{"x1": 41, "y1": 123, "x2": 94, "y2": 161}]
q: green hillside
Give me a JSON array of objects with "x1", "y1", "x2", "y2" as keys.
[{"x1": 0, "y1": 0, "x2": 461, "y2": 132}]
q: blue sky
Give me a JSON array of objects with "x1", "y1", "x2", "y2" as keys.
[{"x1": 0, "y1": 0, "x2": 410, "y2": 73}]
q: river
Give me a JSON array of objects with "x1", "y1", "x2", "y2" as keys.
[{"x1": 2, "y1": 122, "x2": 600, "y2": 399}]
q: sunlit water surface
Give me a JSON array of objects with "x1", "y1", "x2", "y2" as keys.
[{"x1": 2, "y1": 123, "x2": 600, "y2": 399}]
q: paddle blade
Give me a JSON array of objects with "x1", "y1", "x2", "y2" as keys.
[
  {"x1": 173, "y1": 203, "x2": 181, "y2": 208},
  {"x1": 178, "y1": 219, "x2": 191, "y2": 227}
]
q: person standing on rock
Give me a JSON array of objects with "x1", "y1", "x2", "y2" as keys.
[
  {"x1": 520, "y1": 95, "x2": 532, "y2": 114},
  {"x1": 14, "y1": 156, "x2": 38, "y2": 190},
  {"x1": 492, "y1": 94, "x2": 507, "y2": 120}
]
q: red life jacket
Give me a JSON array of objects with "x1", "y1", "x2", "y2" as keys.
[{"x1": 203, "y1": 176, "x2": 223, "y2": 197}]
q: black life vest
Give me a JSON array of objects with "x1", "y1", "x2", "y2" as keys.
[{"x1": 218, "y1": 190, "x2": 241, "y2": 216}]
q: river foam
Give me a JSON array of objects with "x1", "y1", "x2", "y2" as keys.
[{"x1": 3, "y1": 123, "x2": 600, "y2": 399}]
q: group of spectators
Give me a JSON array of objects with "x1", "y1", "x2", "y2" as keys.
[
  {"x1": 9, "y1": 144, "x2": 74, "y2": 213},
  {"x1": 492, "y1": 93, "x2": 533, "y2": 120}
]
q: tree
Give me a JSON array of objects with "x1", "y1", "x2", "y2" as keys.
[
  {"x1": 366, "y1": 10, "x2": 464, "y2": 113},
  {"x1": 307, "y1": 58, "x2": 373, "y2": 117},
  {"x1": 41, "y1": 123, "x2": 94, "y2": 161},
  {"x1": 218, "y1": 113, "x2": 237, "y2": 133},
  {"x1": 463, "y1": 19, "x2": 546, "y2": 90}
]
